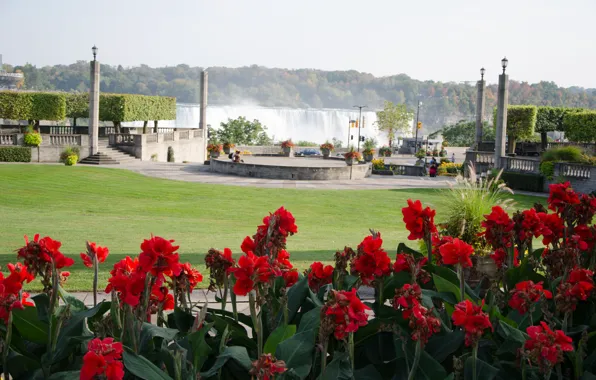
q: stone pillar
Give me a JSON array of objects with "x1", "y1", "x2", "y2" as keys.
[
  {"x1": 200, "y1": 70, "x2": 208, "y2": 159},
  {"x1": 475, "y1": 79, "x2": 485, "y2": 148},
  {"x1": 494, "y1": 73, "x2": 509, "y2": 169},
  {"x1": 89, "y1": 60, "x2": 100, "y2": 155}
]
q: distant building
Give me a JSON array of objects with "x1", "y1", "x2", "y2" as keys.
[{"x1": 0, "y1": 54, "x2": 24, "y2": 89}]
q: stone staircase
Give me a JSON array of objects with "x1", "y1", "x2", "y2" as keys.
[{"x1": 79, "y1": 139, "x2": 140, "y2": 165}]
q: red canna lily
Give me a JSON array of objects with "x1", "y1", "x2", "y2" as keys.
[
  {"x1": 439, "y1": 238, "x2": 474, "y2": 268},
  {"x1": 452, "y1": 300, "x2": 492, "y2": 347},
  {"x1": 524, "y1": 322, "x2": 573, "y2": 372},
  {"x1": 402, "y1": 199, "x2": 437, "y2": 241},
  {"x1": 80, "y1": 241, "x2": 109, "y2": 268},
  {"x1": 508, "y1": 280, "x2": 552, "y2": 315}
]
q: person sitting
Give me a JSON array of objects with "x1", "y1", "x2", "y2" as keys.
[
  {"x1": 430, "y1": 156, "x2": 437, "y2": 166},
  {"x1": 233, "y1": 150, "x2": 244, "y2": 163},
  {"x1": 429, "y1": 163, "x2": 437, "y2": 177}
]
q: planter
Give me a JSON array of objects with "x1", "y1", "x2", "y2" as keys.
[
  {"x1": 363, "y1": 153, "x2": 374, "y2": 162},
  {"x1": 415, "y1": 159, "x2": 425, "y2": 166},
  {"x1": 210, "y1": 151, "x2": 220, "y2": 159},
  {"x1": 321, "y1": 148, "x2": 330, "y2": 159},
  {"x1": 345, "y1": 158, "x2": 354, "y2": 166},
  {"x1": 372, "y1": 169, "x2": 394, "y2": 175},
  {"x1": 282, "y1": 147, "x2": 294, "y2": 157},
  {"x1": 223, "y1": 147, "x2": 231, "y2": 155},
  {"x1": 475, "y1": 255, "x2": 498, "y2": 279}
]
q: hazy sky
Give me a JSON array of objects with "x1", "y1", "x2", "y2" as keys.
[{"x1": 2, "y1": 0, "x2": 596, "y2": 88}]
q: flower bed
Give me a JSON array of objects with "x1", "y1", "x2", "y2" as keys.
[{"x1": 1, "y1": 183, "x2": 596, "y2": 379}]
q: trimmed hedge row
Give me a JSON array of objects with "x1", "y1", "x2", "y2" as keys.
[
  {"x1": 0, "y1": 91, "x2": 66, "y2": 121},
  {"x1": 65, "y1": 93, "x2": 176, "y2": 122},
  {"x1": 0, "y1": 146, "x2": 31, "y2": 162},
  {"x1": 563, "y1": 111, "x2": 596, "y2": 143},
  {"x1": 493, "y1": 105, "x2": 538, "y2": 153},
  {"x1": 501, "y1": 171, "x2": 544, "y2": 192}
]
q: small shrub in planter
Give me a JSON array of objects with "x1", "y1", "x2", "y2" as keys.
[
  {"x1": 65, "y1": 154, "x2": 78, "y2": 166},
  {"x1": 222, "y1": 141, "x2": 235, "y2": 154},
  {"x1": 372, "y1": 158, "x2": 385, "y2": 170},
  {"x1": 415, "y1": 150, "x2": 426, "y2": 159},
  {"x1": 60, "y1": 146, "x2": 80, "y2": 164},
  {"x1": 344, "y1": 149, "x2": 361, "y2": 165},
  {"x1": 320, "y1": 141, "x2": 334, "y2": 158},
  {"x1": 207, "y1": 143, "x2": 221, "y2": 159},
  {"x1": 167, "y1": 146, "x2": 175, "y2": 162},
  {"x1": 432, "y1": 148, "x2": 439, "y2": 156},
  {"x1": 23, "y1": 131, "x2": 42, "y2": 147},
  {"x1": 379, "y1": 146, "x2": 392, "y2": 157},
  {"x1": 439, "y1": 148, "x2": 447, "y2": 157}
]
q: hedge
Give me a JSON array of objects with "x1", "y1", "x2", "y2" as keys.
[
  {"x1": 0, "y1": 92, "x2": 33, "y2": 120},
  {"x1": 65, "y1": 93, "x2": 89, "y2": 119},
  {"x1": 501, "y1": 171, "x2": 544, "y2": 192},
  {"x1": 535, "y1": 106, "x2": 566, "y2": 133},
  {"x1": 0, "y1": 146, "x2": 31, "y2": 162},
  {"x1": 563, "y1": 111, "x2": 596, "y2": 143},
  {"x1": 493, "y1": 105, "x2": 537, "y2": 153},
  {"x1": 0, "y1": 91, "x2": 66, "y2": 121},
  {"x1": 66, "y1": 93, "x2": 176, "y2": 122}
]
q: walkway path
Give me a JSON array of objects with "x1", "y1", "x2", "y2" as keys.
[{"x1": 113, "y1": 161, "x2": 457, "y2": 190}]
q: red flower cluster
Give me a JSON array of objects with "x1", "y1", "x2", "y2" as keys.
[
  {"x1": 275, "y1": 249, "x2": 299, "y2": 288},
  {"x1": 439, "y1": 238, "x2": 474, "y2": 268},
  {"x1": 452, "y1": 300, "x2": 492, "y2": 347},
  {"x1": 230, "y1": 252, "x2": 273, "y2": 296},
  {"x1": 555, "y1": 268, "x2": 594, "y2": 313},
  {"x1": 548, "y1": 182, "x2": 580, "y2": 214},
  {"x1": 393, "y1": 283, "x2": 422, "y2": 317},
  {"x1": 524, "y1": 322, "x2": 573, "y2": 372},
  {"x1": 139, "y1": 236, "x2": 182, "y2": 278},
  {"x1": 308, "y1": 262, "x2": 334, "y2": 293},
  {"x1": 402, "y1": 199, "x2": 437, "y2": 240},
  {"x1": 172, "y1": 262, "x2": 204, "y2": 294},
  {"x1": 518, "y1": 208, "x2": 543, "y2": 244},
  {"x1": 431, "y1": 234, "x2": 454, "y2": 265},
  {"x1": 17, "y1": 234, "x2": 75, "y2": 275},
  {"x1": 205, "y1": 248, "x2": 236, "y2": 292},
  {"x1": 250, "y1": 354, "x2": 287, "y2": 380},
  {"x1": 105, "y1": 256, "x2": 145, "y2": 307},
  {"x1": 508, "y1": 281, "x2": 552, "y2": 315},
  {"x1": 241, "y1": 207, "x2": 298, "y2": 257},
  {"x1": 392, "y1": 284, "x2": 440, "y2": 344},
  {"x1": 80, "y1": 241, "x2": 109, "y2": 268},
  {"x1": 393, "y1": 253, "x2": 431, "y2": 284},
  {"x1": 351, "y1": 234, "x2": 391, "y2": 285},
  {"x1": 537, "y1": 213, "x2": 564, "y2": 246},
  {"x1": 0, "y1": 263, "x2": 34, "y2": 323},
  {"x1": 481, "y1": 206, "x2": 514, "y2": 250},
  {"x1": 490, "y1": 248, "x2": 519, "y2": 270},
  {"x1": 322, "y1": 289, "x2": 370, "y2": 340},
  {"x1": 81, "y1": 337, "x2": 124, "y2": 380}
]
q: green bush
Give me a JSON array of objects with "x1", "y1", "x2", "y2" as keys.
[
  {"x1": 536, "y1": 106, "x2": 566, "y2": 133},
  {"x1": 65, "y1": 154, "x2": 78, "y2": 166},
  {"x1": 493, "y1": 105, "x2": 537, "y2": 153},
  {"x1": 0, "y1": 91, "x2": 33, "y2": 119},
  {"x1": 541, "y1": 146, "x2": 584, "y2": 162},
  {"x1": 100, "y1": 94, "x2": 176, "y2": 122},
  {"x1": 378, "y1": 146, "x2": 392, "y2": 157},
  {"x1": 65, "y1": 93, "x2": 89, "y2": 119},
  {"x1": 295, "y1": 140, "x2": 318, "y2": 147},
  {"x1": 501, "y1": 171, "x2": 544, "y2": 192},
  {"x1": 167, "y1": 146, "x2": 175, "y2": 162},
  {"x1": 563, "y1": 111, "x2": 596, "y2": 142},
  {"x1": 30, "y1": 92, "x2": 66, "y2": 121},
  {"x1": 539, "y1": 161, "x2": 555, "y2": 180},
  {"x1": 60, "y1": 146, "x2": 81, "y2": 163},
  {"x1": 0, "y1": 146, "x2": 31, "y2": 162},
  {"x1": 23, "y1": 132, "x2": 42, "y2": 146}
]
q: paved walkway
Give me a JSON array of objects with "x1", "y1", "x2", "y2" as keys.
[{"x1": 112, "y1": 161, "x2": 457, "y2": 190}]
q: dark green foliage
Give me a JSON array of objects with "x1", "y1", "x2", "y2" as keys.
[
  {"x1": 563, "y1": 111, "x2": 596, "y2": 142},
  {"x1": 0, "y1": 146, "x2": 31, "y2": 162},
  {"x1": 493, "y1": 105, "x2": 538, "y2": 153},
  {"x1": 60, "y1": 146, "x2": 81, "y2": 163},
  {"x1": 541, "y1": 146, "x2": 584, "y2": 162},
  {"x1": 501, "y1": 172, "x2": 544, "y2": 192},
  {"x1": 167, "y1": 146, "x2": 175, "y2": 162},
  {"x1": 535, "y1": 106, "x2": 567, "y2": 133},
  {"x1": 0, "y1": 91, "x2": 33, "y2": 119},
  {"x1": 539, "y1": 161, "x2": 555, "y2": 179},
  {"x1": 30, "y1": 92, "x2": 66, "y2": 120},
  {"x1": 211, "y1": 117, "x2": 270, "y2": 145},
  {"x1": 431, "y1": 120, "x2": 495, "y2": 147},
  {"x1": 65, "y1": 93, "x2": 89, "y2": 119}
]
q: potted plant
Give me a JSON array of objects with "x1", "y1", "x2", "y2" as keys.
[
  {"x1": 280, "y1": 139, "x2": 295, "y2": 157},
  {"x1": 344, "y1": 149, "x2": 362, "y2": 166},
  {"x1": 23, "y1": 126, "x2": 42, "y2": 147},
  {"x1": 319, "y1": 141, "x2": 334, "y2": 159},
  {"x1": 414, "y1": 149, "x2": 426, "y2": 166},
  {"x1": 439, "y1": 148, "x2": 447, "y2": 157},
  {"x1": 207, "y1": 143, "x2": 222, "y2": 159},
  {"x1": 222, "y1": 142, "x2": 235, "y2": 155},
  {"x1": 378, "y1": 146, "x2": 392, "y2": 157},
  {"x1": 60, "y1": 146, "x2": 79, "y2": 166},
  {"x1": 432, "y1": 148, "x2": 439, "y2": 156}
]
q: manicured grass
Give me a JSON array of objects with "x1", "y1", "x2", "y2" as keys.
[{"x1": 0, "y1": 164, "x2": 543, "y2": 290}]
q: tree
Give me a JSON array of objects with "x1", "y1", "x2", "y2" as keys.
[
  {"x1": 535, "y1": 107, "x2": 566, "y2": 150},
  {"x1": 493, "y1": 105, "x2": 538, "y2": 154},
  {"x1": 430, "y1": 120, "x2": 494, "y2": 147},
  {"x1": 563, "y1": 111, "x2": 596, "y2": 142},
  {"x1": 214, "y1": 116, "x2": 271, "y2": 145},
  {"x1": 331, "y1": 137, "x2": 343, "y2": 149},
  {"x1": 375, "y1": 101, "x2": 414, "y2": 147}
]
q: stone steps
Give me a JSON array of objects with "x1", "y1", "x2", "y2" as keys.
[{"x1": 80, "y1": 140, "x2": 140, "y2": 165}]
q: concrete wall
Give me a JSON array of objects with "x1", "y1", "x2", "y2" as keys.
[
  {"x1": 0, "y1": 134, "x2": 89, "y2": 162},
  {"x1": 113, "y1": 131, "x2": 205, "y2": 163},
  {"x1": 544, "y1": 163, "x2": 596, "y2": 194},
  {"x1": 210, "y1": 158, "x2": 371, "y2": 180}
]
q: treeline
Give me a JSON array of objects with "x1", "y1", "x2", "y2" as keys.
[{"x1": 3, "y1": 61, "x2": 596, "y2": 129}]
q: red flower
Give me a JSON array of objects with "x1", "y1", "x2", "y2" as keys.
[
  {"x1": 4, "y1": 263, "x2": 34, "y2": 293},
  {"x1": 0, "y1": 264, "x2": 34, "y2": 323},
  {"x1": 431, "y1": 234, "x2": 454, "y2": 265},
  {"x1": 393, "y1": 253, "x2": 430, "y2": 284},
  {"x1": 525, "y1": 322, "x2": 573, "y2": 371},
  {"x1": 508, "y1": 280, "x2": 552, "y2": 315},
  {"x1": 81, "y1": 337, "x2": 124, "y2": 380},
  {"x1": 351, "y1": 234, "x2": 391, "y2": 285},
  {"x1": 393, "y1": 283, "x2": 422, "y2": 318},
  {"x1": 452, "y1": 300, "x2": 492, "y2": 346},
  {"x1": 409, "y1": 302, "x2": 441, "y2": 345},
  {"x1": 205, "y1": 248, "x2": 236, "y2": 292},
  {"x1": 402, "y1": 199, "x2": 437, "y2": 240},
  {"x1": 573, "y1": 225, "x2": 596, "y2": 251},
  {"x1": 556, "y1": 268, "x2": 594, "y2": 313},
  {"x1": 229, "y1": 252, "x2": 273, "y2": 296},
  {"x1": 283, "y1": 269, "x2": 299, "y2": 287},
  {"x1": 149, "y1": 284, "x2": 175, "y2": 315},
  {"x1": 548, "y1": 182, "x2": 580, "y2": 214},
  {"x1": 250, "y1": 354, "x2": 287, "y2": 380},
  {"x1": 80, "y1": 241, "x2": 109, "y2": 268},
  {"x1": 17, "y1": 234, "x2": 74, "y2": 274},
  {"x1": 241, "y1": 236, "x2": 256, "y2": 254},
  {"x1": 308, "y1": 262, "x2": 334, "y2": 292},
  {"x1": 248, "y1": 207, "x2": 298, "y2": 257},
  {"x1": 172, "y1": 262, "x2": 203, "y2": 292},
  {"x1": 537, "y1": 213, "x2": 564, "y2": 246},
  {"x1": 323, "y1": 288, "x2": 370, "y2": 340},
  {"x1": 105, "y1": 256, "x2": 146, "y2": 307},
  {"x1": 481, "y1": 206, "x2": 514, "y2": 249},
  {"x1": 439, "y1": 238, "x2": 474, "y2": 268},
  {"x1": 139, "y1": 236, "x2": 182, "y2": 278},
  {"x1": 490, "y1": 248, "x2": 519, "y2": 270},
  {"x1": 519, "y1": 208, "x2": 543, "y2": 243},
  {"x1": 574, "y1": 194, "x2": 596, "y2": 225}
]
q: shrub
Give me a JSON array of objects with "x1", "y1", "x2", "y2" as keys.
[
  {"x1": 437, "y1": 162, "x2": 462, "y2": 176},
  {"x1": 493, "y1": 105, "x2": 538, "y2": 153},
  {"x1": 167, "y1": 146, "x2": 175, "y2": 162},
  {"x1": 501, "y1": 171, "x2": 544, "y2": 192},
  {"x1": 539, "y1": 161, "x2": 555, "y2": 180},
  {"x1": 344, "y1": 149, "x2": 362, "y2": 160},
  {"x1": 64, "y1": 154, "x2": 78, "y2": 166},
  {"x1": 414, "y1": 150, "x2": 425, "y2": 159},
  {"x1": 60, "y1": 146, "x2": 80, "y2": 163},
  {"x1": 0, "y1": 146, "x2": 31, "y2": 162},
  {"x1": 295, "y1": 140, "x2": 317, "y2": 146},
  {"x1": 440, "y1": 157, "x2": 451, "y2": 165},
  {"x1": 23, "y1": 132, "x2": 42, "y2": 147},
  {"x1": 378, "y1": 146, "x2": 392, "y2": 157},
  {"x1": 30, "y1": 92, "x2": 66, "y2": 121},
  {"x1": 541, "y1": 146, "x2": 584, "y2": 163},
  {"x1": 564, "y1": 111, "x2": 596, "y2": 142},
  {"x1": 151, "y1": 153, "x2": 158, "y2": 162},
  {"x1": 372, "y1": 158, "x2": 385, "y2": 170},
  {"x1": 439, "y1": 148, "x2": 447, "y2": 157},
  {"x1": 206, "y1": 143, "x2": 222, "y2": 153},
  {"x1": 0, "y1": 91, "x2": 33, "y2": 119},
  {"x1": 320, "y1": 141, "x2": 334, "y2": 151}
]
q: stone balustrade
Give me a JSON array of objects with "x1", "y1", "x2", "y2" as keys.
[
  {"x1": 108, "y1": 131, "x2": 205, "y2": 162},
  {"x1": 500, "y1": 156, "x2": 540, "y2": 174},
  {"x1": 47, "y1": 134, "x2": 82, "y2": 146},
  {"x1": 0, "y1": 134, "x2": 15, "y2": 145}
]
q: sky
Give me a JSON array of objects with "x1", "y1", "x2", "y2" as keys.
[{"x1": 2, "y1": 0, "x2": 596, "y2": 88}]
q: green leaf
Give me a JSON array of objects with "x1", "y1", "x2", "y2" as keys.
[
  {"x1": 58, "y1": 285, "x2": 87, "y2": 313},
  {"x1": 12, "y1": 306, "x2": 48, "y2": 344},
  {"x1": 187, "y1": 322, "x2": 214, "y2": 372},
  {"x1": 425, "y1": 329, "x2": 464, "y2": 363},
  {"x1": 123, "y1": 351, "x2": 174, "y2": 380},
  {"x1": 284, "y1": 276, "x2": 309, "y2": 324},
  {"x1": 464, "y1": 357, "x2": 499, "y2": 380},
  {"x1": 48, "y1": 371, "x2": 82, "y2": 380},
  {"x1": 396, "y1": 242, "x2": 424, "y2": 258},
  {"x1": 276, "y1": 307, "x2": 321, "y2": 379},
  {"x1": 32, "y1": 293, "x2": 50, "y2": 323},
  {"x1": 353, "y1": 364, "x2": 383, "y2": 380},
  {"x1": 200, "y1": 346, "x2": 251, "y2": 378},
  {"x1": 142, "y1": 322, "x2": 179, "y2": 341},
  {"x1": 582, "y1": 372, "x2": 596, "y2": 380},
  {"x1": 504, "y1": 258, "x2": 545, "y2": 291},
  {"x1": 497, "y1": 320, "x2": 528, "y2": 344},
  {"x1": 318, "y1": 352, "x2": 353, "y2": 380},
  {"x1": 264, "y1": 325, "x2": 296, "y2": 355},
  {"x1": 433, "y1": 266, "x2": 479, "y2": 301}
]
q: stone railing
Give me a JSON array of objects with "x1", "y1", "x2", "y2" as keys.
[
  {"x1": 557, "y1": 163, "x2": 591, "y2": 179},
  {"x1": 193, "y1": 129, "x2": 203, "y2": 138},
  {"x1": 0, "y1": 134, "x2": 15, "y2": 145},
  {"x1": 48, "y1": 134, "x2": 82, "y2": 146},
  {"x1": 163, "y1": 132, "x2": 174, "y2": 142},
  {"x1": 109, "y1": 134, "x2": 135, "y2": 146},
  {"x1": 500, "y1": 156, "x2": 540, "y2": 174},
  {"x1": 146, "y1": 134, "x2": 158, "y2": 143},
  {"x1": 179, "y1": 130, "x2": 190, "y2": 140}
]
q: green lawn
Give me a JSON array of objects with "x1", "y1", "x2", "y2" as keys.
[{"x1": 0, "y1": 164, "x2": 543, "y2": 290}]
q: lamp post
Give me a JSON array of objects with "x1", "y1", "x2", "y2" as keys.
[
  {"x1": 353, "y1": 105, "x2": 367, "y2": 152},
  {"x1": 494, "y1": 57, "x2": 509, "y2": 168},
  {"x1": 414, "y1": 99, "x2": 421, "y2": 154},
  {"x1": 475, "y1": 67, "x2": 486, "y2": 148},
  {"x1": 88, "y1": 45, "x2": 100, "y2": 156}
]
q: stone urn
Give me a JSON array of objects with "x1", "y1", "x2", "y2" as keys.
[
  {"x1": 211, "y1": 151, "x2": 220, "y2": 159},
  {"x1": 345, "y1": 157, "x2": 354, "y2": 166},
  {"x1": 475, "y1": 255, "x2": 498, "y2": 279},
  {"x1": 321, "y1": 148, "x2": 330, "y2": 159},
  {"x1": 363, "y1": 153, "x2": 374, "y2": 162},
  {"x1": 282, "y1": 147, "x2": 293, "y2": 157},
  {"x1": 223, "y1": 146, "x2": 232, "y2": 155}
]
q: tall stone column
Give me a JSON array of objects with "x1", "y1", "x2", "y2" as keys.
[
  {"x1": 475, "y1": 79, "x2": 485, "y2": 148},
  {"x1": 494, "y1": 73, "x2": 509, "y2": 168},
  {"x1": 200, "y1": 70, "x2": 208, "y2": 160},
  {"x1": 89, "y1": 60, "x2": 100, "y2": 155}
]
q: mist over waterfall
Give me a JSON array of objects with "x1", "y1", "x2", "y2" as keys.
[{"x1": 174, "y1": 104, "x2": 412, "y2": 146}]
